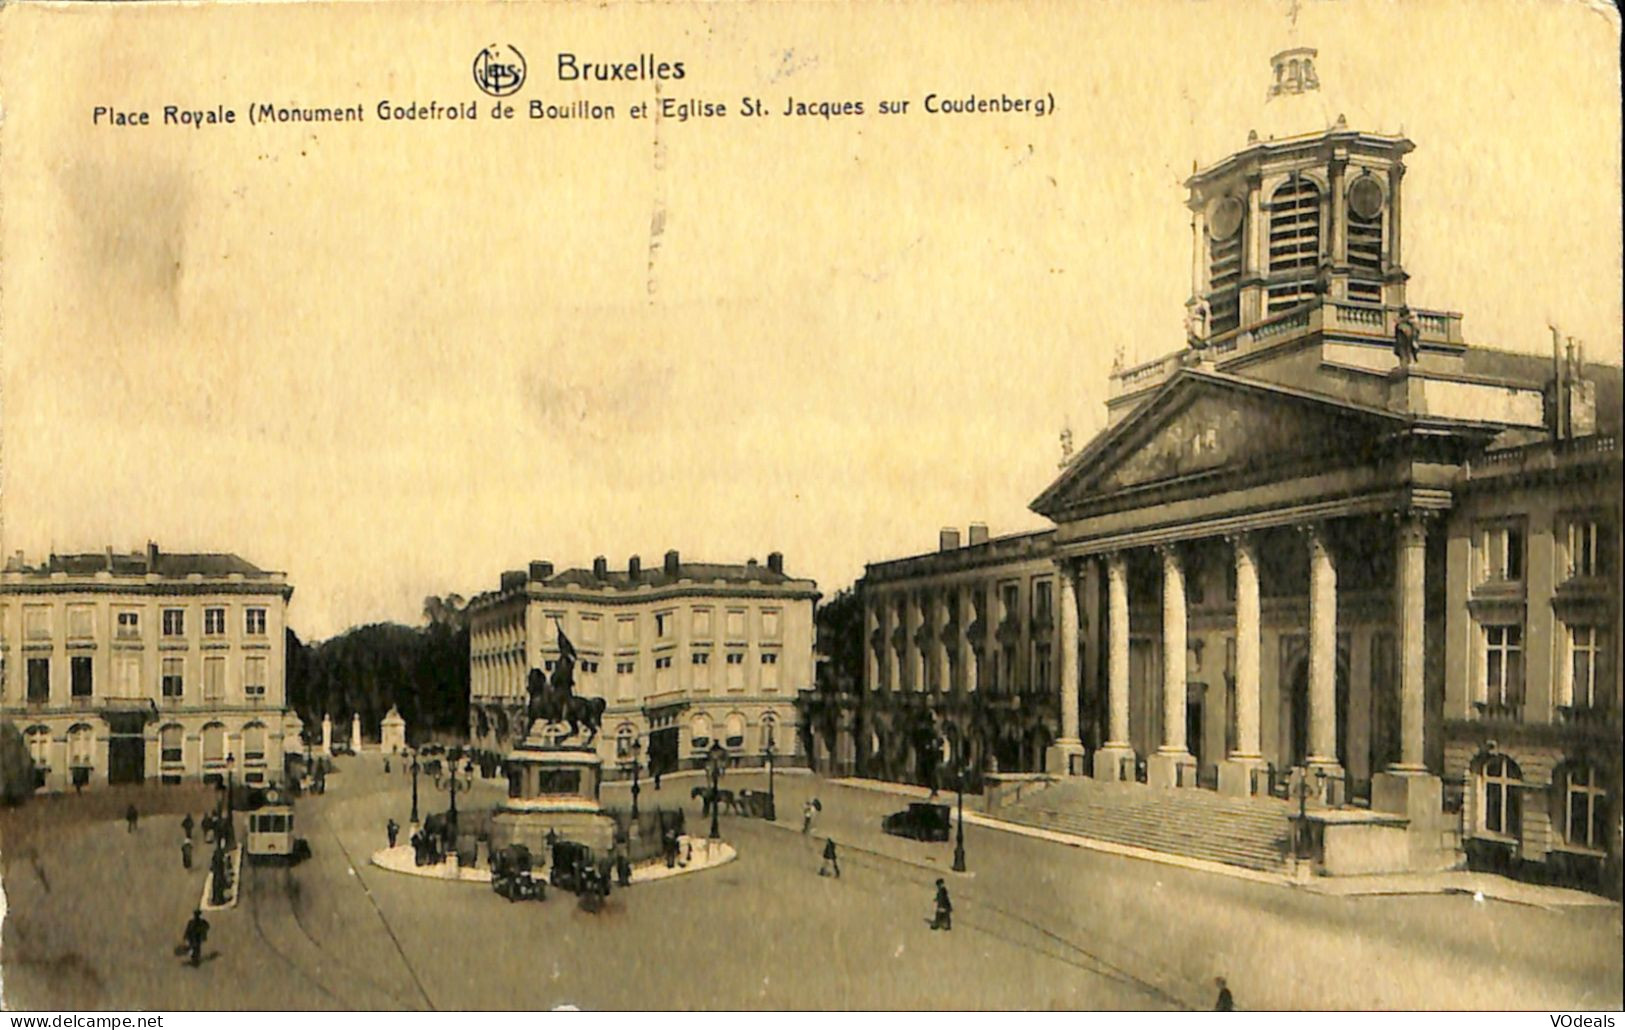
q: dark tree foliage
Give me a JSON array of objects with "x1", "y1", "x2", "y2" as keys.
[
  {"x1": 287, "y1": 596, "x2": 471, "y2": 744},
  {"x1": 815, "y1": 586, "x2": 863, "y2": 693},
  {"x1": 0, "y1": 720, "x2": 38, "y2": 805}
]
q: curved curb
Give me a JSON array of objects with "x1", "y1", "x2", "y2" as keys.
[{"x1": 367, "y1": 835, "x2": 736, "y2": 885}]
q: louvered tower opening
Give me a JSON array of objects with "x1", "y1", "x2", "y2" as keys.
[
  {"x1": 1207, "y1": 225, "x2": 1242, "y2": 335},
  {"x1": 1346, "y1": 177, "x2": 1385, "y2": 304},
  {"x1": 1267, "y1": 176, "x2": 1322, "y2": 315}
]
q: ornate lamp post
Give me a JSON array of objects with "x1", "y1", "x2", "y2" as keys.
[
  {"x1": 952, "y1": 758, "x2": 967, "y2": 873},
  {"x1": 707, "y1": 740, "x2": 727, "y2": 840},
  {"x1": 626, "y1": 738, "x2": 643, "y2": 821},
  {"x1": 224, "y1": 747, "x2": 236, "y2": 848},
  {"x1": 408, "y1": 747, "x2": 422, "y2": 825},
  {"x1": 437, "y1": 748, "x2": 475, "y2": 835},
  {"x1": 763, "y1": 732, "x2": 777, "y2": 822},
  {"x1": 1292, "y1": 767, "x2": 1328, "y2": 865}
]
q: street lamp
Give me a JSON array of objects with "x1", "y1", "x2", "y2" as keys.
[
  {"x1": 1292, "y1": 767, "x2": 1328, "y2": 865},
  {"x1": 408, "y1": 747, "x2": 422, "y2": 825},
  {"x1": 763, "y1": 733, "x2": 777, "y2": 822},
  {"x1": 707, "y1": 740, "x2": 727, "y2": 840},
  {"x1": 224, "y1": 747, "x2": 236, "y2": 848},
  {"x1": 624, "y1": 738, "x2": 643, "y2": 821},
  {"x1": 952, "y1": 758, "x2": 967, "y2": 873},
  {"x1": 436, "y1": 747, "x2": 475, "y2": 836}
]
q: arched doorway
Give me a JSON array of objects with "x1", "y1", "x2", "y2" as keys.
[{"x1": 1286, "y1": 656, "x2": 1349, "y2": 768}]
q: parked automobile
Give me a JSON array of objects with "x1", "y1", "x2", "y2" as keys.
[{"x1": 881, "y1": 802, "x2": 952, "y2": 842}]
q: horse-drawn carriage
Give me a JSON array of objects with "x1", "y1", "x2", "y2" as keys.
[
  {"x1": 491, "y1": 844, "x2": 546, "y2": 902},
  {"x1": 692, "y1": 785, "x2": 773, "y2": 819},
  {"x1": 550, "y1": 840, "x2": 613, "y2": 911}
]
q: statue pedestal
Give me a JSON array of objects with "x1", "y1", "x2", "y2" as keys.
[{"x1": 489, "y1": 739, "x2": 616, "y2": 857}]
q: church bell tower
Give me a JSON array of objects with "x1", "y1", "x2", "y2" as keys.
[{"x1": 1185, "y1": 48, "x2": 1414, "y2": 345}]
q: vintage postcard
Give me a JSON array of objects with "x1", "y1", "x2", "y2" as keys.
[{"x1": 0, "y1": 0, "x2": 1621, "y2": 1015}]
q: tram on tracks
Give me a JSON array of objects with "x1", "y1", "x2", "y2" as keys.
[{"x1": 245, "y1": 786, "x2": 310, "y2": 864}]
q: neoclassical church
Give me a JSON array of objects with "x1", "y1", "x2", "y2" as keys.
[{"x1": 804, "y1": 49, "x2": 1621, "y2": 892}]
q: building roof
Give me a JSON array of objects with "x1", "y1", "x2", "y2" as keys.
[
  {"x1": 1462, "y1": 347, "x2": 1622, "y2": 435},
  {"x1": 543, "y1": 562, "x2": 802, "y2": 591},
  {"x1": 5, "y1": 546, "x2": 278, "y2": 579}
]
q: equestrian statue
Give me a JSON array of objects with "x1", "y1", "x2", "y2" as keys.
[{"x1": 524, "y1": 629, "x2": 606, "y2": 746}]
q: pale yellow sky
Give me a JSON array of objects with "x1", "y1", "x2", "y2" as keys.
[{"x1": 2, "y1": 0, "x2": 1620, "y2": 639}]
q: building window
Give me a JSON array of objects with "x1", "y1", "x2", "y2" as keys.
[
  {"x1": 1562, "y1": 763, "x2": 1608, "y2": 851},
  {"x1": 242, "y1": 723, "x2": 266, "y2": 761},
  {"x1": 160, "y1": 724, "x2": 184, "y2": 764},
  {"x1": 1346, "y1": 177, "x2": 1385, "y2": 304},
  {"x1": 724, "y1": 713, "x2": 746, "y2": 750},
  {"x1": 1479, "y1": 755, "x2": 1522, "y2": 839},
  {"x1": 245, "y1": 608, "x2": 267, "y2": 636},
  {"x1": 1481, "y1": 624, "x2": 1524, "y2": 711},
  {"x1": 116, "y1": 610, "x2": 140, "y2": 639},
  {"x1": 692, "y1": 607, "x2": 713, "y2": 637},
  {"x1": 163, "y1": 608, "x2": 185, "y2": 636},
  {"x1": 726, "y1": 609, "x2": 746, "y2": 639},
  {"x1": 760, "y1": 713, "x2": 778, "y2": 751},
  {"x1": 24, "y1": 606, "x2": 51, "y2": 640},
  {"x1": 71, "y1": 655, "x2": 93, "y2": 698},
  {"x1": 616, "y1": 661, "x2": 636, "y2": 675},
  {"x1": 581, "y1": 615, "x2": 601, "y2": 644},
  {"x1": 1207, "y1": 198, "x2": 1244, "y2": 335},
  {"x1": 68, "y1": 606, "x2": 94, "y2": 640},
  {"x1": 204, "y1": 607, "x2": 226, "y2": 636},
  {"x1": 244, "y1": 656, "x2": 267, "y2": 699},
  {"x1": 1033, "y1": 580, "x2": 1053, "y2": 624},
  {"x1": 654, "y1": 611, "x2": 673, "y2": 639},
  {"x1": 726, "y1": 652, "x2": 745, "y2": 692},
  {"x1": 761, "y1": 609, "x2": 781, "y2": 640},
  {"x1": 1033, "y1": 644, "x2": 1052, "y2": 693},
  {"x1": 617, "y1": 617, "x2": 638, "y2": 645},
  {"x1": 692, "y1": 650, "x2": 710, "y2": 691},
  {"x1": 25, "y1": 726, "x2": 52, "y2": 770},
  {"x1": 203, "y1": 656, "x2": 225, "y2": 701},
  {"x1": 655, "y1": 656, "x2": 673, "y2": 669},
  {"x1": 579, "y1": 659, "x2": 599, "y2": 675},
  {"x1": 201, "y1": 723, "x2": 226, "y2": 764},
  {"x1": 67, "y1": 724, "x2": 94, "y2": 769},
  {"x1": 616, "y1": 724, "x2": 637, "y2": 759},
  {"x1": 162, "y1": 657, "x2": 185, "y2": 699},
  {"x1": 27, "y1": 657, "x2": 50, "y2": 703},
  {"x1": 690, "y1": 714, "x2": 712, "y2": 751},
  {"x1": 691, "y1": 652, "x2": 710, "y2": 665},
  {"x1": 1566, "y1": 519, "x2": 1609, "y2": 579},
  {"x1": 1267, "y1": 175, "x2": 1322, "y2": 314},
  {"x1": 1565, "y1": 625, "x2": 1604, "y2": 710},
  {"x1": 1477, "y1": 525, "x2": 1525, "y2": 584},
  {"x1": 761, "y1": 651, "x2": 780, "y2": 691},
  {"x1": 115, "y1": 656, "x2": 140, "y2": 699}
]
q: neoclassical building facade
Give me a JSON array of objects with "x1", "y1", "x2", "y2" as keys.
[
  {"x1": 467, "y1": 551, "x2": 817, "y2": 778},
  {"x1": 814, "y1": 50, "x2": 1621, "y2": 890},
  {"x1": 0, "y1": 543, "x2": 299, "y2": 791}
]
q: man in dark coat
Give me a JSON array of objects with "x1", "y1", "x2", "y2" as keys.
[
  {"x1": 182, "y1": 813, "x2": 195, "y2": 840},
  {"x1": 183, "y1": 909, "x2": 210, "y2": 967},
  {"x1": 125, "y1": 804, "x2": 139, "y2": 833},
  {"x1": 1214, "y1": 977, "x2": 1235, "y2": 1011},
  {"x1": 821, "y1": 838, "x2": 840, "y2": 878},
  {"x1": 930, "y1": 879, "x2": 952, "y2": 930},
  {"x1": 181, "y1": 837, "x2": 194, "y2": 870},
  {"x1": 387, "y1": 818, "x2": 400, "y2": 848}
]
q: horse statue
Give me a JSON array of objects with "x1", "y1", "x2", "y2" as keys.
[
  {"x1": 524, "y1": 651, "x2": 605, "y2": 746},
  {"x1": 691, "y1": 784, "x2": 739, "y2": 816}
]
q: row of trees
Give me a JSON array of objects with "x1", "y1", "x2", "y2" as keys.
[{"x1": 285, "y1": 595, "x2": 471, "y2": 745}]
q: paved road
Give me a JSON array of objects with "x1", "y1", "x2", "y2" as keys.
[{"x1": 4, "y1": 754, "x2": 1620, "y2": 1010}]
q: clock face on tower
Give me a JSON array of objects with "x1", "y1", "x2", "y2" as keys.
[
  {"x1": 1208, "y1": 196, "x2": 1245, "y2": 240},
  {"x1": 1348, "y1": 176, "x2": 1385, "y2": 220}
]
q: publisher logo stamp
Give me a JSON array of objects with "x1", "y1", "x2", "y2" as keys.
[{"x1": 473, "y1": 45, "x2": 527, "y2": 97}]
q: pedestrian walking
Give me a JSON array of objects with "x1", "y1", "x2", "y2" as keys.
[
  {"x1": 930, "y1": 879, "x2": 953, "y2": 930},
  {"x1": 182, "y1": 909, "x2": 210, "y2": 967},
  {"x1": 820, "y1": 838, "x2": 841, "y2": 878},
  {"x1": 125, "y1": 804, "x2": 139, "y2": 833},
  {"x1": 181, "y1": 837, "x2": 194, "y2": 870},
  {"x1": 1213, "y1": 977, "x2": 1235, "y2": 1011},
  {"x1": 616, "y1": 850, "x2": 632, "y2": 887},
  {"x1": 802, "y1": 798, "x2": 821, "y2": 834},
  {"x1": 384, "y1": 758, "x2": 391, "y2": 774},
  {"x1": 387, "y1": 817, "x2": 400, "y2": 849},
  {"x1": 652, "y1": 763, "x2": 662, "y2": 791},
  {"x1": 182, "y1": 813, "x2": 195, "y2": 840}
]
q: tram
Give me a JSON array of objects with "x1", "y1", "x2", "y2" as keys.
[{"x1": 245, "y1": 786, "x2": 309, "y2": 864}]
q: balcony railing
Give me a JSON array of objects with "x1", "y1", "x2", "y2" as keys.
[
  {"x1": 1556, "y1": 704, "x2": 1614, "y2": 728},
  {"x1": 1474, "y1": 701, "x2": 1524, "y2": 721}
]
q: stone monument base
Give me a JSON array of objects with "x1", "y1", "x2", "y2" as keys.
[{"x1": 486, "y1": 741, "x2": 617, "y2": 857}]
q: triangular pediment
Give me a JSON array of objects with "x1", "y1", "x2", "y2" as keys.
[{"x1": 1033, "y1": 370, "x2": 1408, "y2": 519}]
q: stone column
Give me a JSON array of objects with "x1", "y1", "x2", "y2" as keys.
[
  {"x1": 1094, "y1": 552, "x2": 1136, "y2": 781},
  {"x1": 1373, "y1": 513, "x2": 1444, "y2": 849},
  {"x1": 1386, "y1": 163, "x2": 1407, "y2": 309},
  {"x1": 1149, "y1": 546, "x2": 1196, "y2": 788},
  {"x1": 906, "y1": 594, "x2": 924, "y2": 692},
  {"x1": 864, "y1": 601, "x2": 880, "y2": 693},
  {"x1": 1047, "y1": 560, "x2": 1086, "y2": 776},
  {"x1": 1329, "y1": 155, "x2": 1348, "y2": 269},
  {"x1": 1305, "y1": 525, "x2": 1345, "y2": 803},
  {"x1": 1219, "y1": 534, "x2": 1266, "y2": 797},
  {"x1": 884, "y1": 600, "x2": 900, "y2": 693}
]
